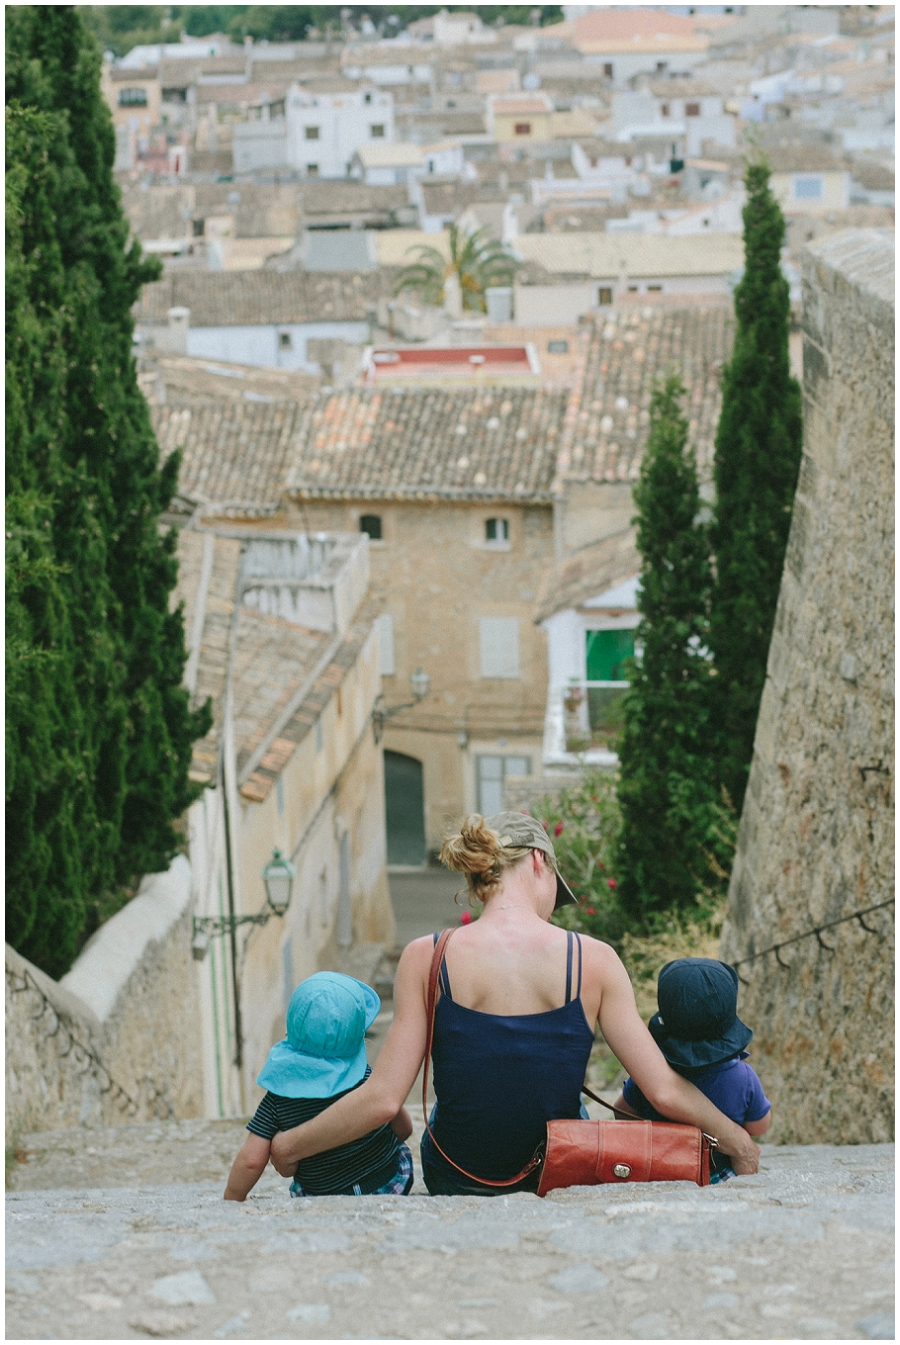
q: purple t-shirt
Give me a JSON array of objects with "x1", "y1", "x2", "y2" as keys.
[{"x1": 622, "y1": 1052, "x2": 771, "y2": 1127}]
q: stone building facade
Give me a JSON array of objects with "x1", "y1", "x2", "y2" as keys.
[{"x1": 720, "y1": 230, "x2": 894, "y2": 1145}]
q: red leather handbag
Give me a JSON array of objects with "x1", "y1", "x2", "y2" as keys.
[{"x1": 424, "y1": 929, "x2": 717, "y2": 1196}]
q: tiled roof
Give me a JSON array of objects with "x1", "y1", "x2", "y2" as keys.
[
  {"x1": 647, "y1": 79, "x2": 718, "y2": 98},
  {"x1": 552, "y1": 304, "x2": 734, "y2": 490},
  {"x1": 299, "y1": 181, "x2": 410, "y2": 216},
  {"x1": 173, "y1": 530, "x2": 243, "y2": 784},
  {"x1": 135, "y1": 269, "x2": 391, "y2": 326},
  {"x1": 514, "y1": 233, "x2": 745, "y2": 279},
  {"x1": 138, "y1": 352, "x2": 318, "y2": 409},
  {"x1": 153, "y1": 402, "x2": 313, "y2": 513},
  {"x1": 238, "y1": 592, "x2": 380, "y2": 803},
  {"x1": 287, "y1": 386, "x2": 569, "y2": 502},
  {"x1": 174, "y1": 528, "x2": 376, "y2": 799},
  {"x1": 535, "y1": 529, "x2": 641, "y2": 624},
  {"x1": 232, "y1": 607, "x2": 332, "y2": 781}
]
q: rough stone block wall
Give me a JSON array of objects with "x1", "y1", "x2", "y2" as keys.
[
  {"x1": 720, "y1": 230, "x2": 894, "y2": 1145},
  {"x1": 6, "y1": 856, "x2": 203, "y2": 1145}
]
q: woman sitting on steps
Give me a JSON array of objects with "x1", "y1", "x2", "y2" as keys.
[{"x1": 270, "y1": 812, "x2": 761, "y2": 1194}]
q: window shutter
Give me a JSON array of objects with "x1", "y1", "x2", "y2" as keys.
[
  {"x1": 479, "y1": 617, "x2": 520, "y2": 679},
  {"x1": 377, "y1": 613, "x2": 395, "y2": 676}
]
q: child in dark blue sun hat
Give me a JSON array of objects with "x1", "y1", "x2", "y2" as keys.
[
  {"x1": 613, "y1": 957, "x2": 771, "y2": 1182},
  {"x1": 224, "y1": 972, "x2": 413, "y2": 1201}
]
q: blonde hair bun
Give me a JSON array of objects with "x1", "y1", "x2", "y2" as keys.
[{"x1": 440, "y1": 814, "x2": 533, "y2": 900}]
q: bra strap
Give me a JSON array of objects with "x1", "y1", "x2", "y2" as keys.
[
  {"x1": 574, "y1": 932, "x2": 583, "y2": 999},
  {"x1": 565, "y1": 930, "x2": 574, "y2": 1002}
]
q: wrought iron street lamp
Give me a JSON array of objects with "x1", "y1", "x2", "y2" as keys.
[
  {"x1": 192, "y1": 847, "x2": 297, "y2": 958},
  {"x1": 373, "y1": 666, "x2": 431, "y2": 742}
]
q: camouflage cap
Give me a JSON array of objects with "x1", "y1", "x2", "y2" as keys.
[{"x1": 484, "y1": 811, "x2": 578, "y2": 909}]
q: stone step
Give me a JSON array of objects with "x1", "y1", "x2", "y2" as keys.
[{"x1": 6, "y1": 1125, "x2": 894, "y2": 1341}]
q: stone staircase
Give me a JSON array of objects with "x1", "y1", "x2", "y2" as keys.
[{"x1": 6, "y1": 1123, "x2": 894, "y2": 1341}]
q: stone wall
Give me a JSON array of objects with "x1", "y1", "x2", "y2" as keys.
[
  {"x1": 6, "y1": 856, "x2": 203, "y2": 1145},
  {"x1": 720, "y1": 230, "x2": 894, "y2": 1145}
]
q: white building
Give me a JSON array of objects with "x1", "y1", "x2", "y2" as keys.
[
  {"x1": 540, "y1": 570, "x2": 641, "y2": 770},
  {"x1": 233, "y1": 84, "x2": 395, "y2": 178}
]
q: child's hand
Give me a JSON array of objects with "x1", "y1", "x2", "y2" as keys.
[{"x1": 389, "y1": 1105, "x2": 413, "y2": 1142}]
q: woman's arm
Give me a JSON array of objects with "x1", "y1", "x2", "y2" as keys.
[
  {"x1": 270, "y1": 937, "x2": 432, "y2": 1175},
  {"x1": 390, "y1": 1105, "x2": 414, "y2": 1142},
  {"x1": 590, "y1": 943, "x2": 760, "y2": 1174}
]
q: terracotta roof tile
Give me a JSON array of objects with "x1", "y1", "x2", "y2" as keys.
[
  {"x1": 153, "y1": 401, "x2": 315, "y2": 513},
  {"x1": 287, "y1": 386, "x2": 569, "y2": 502},
  {"x1": 135, "y1": 268, "x2": 392, "y2": 327},
  {"x1": 553, "y1": 305, "x2": 734, "y2": 490}
]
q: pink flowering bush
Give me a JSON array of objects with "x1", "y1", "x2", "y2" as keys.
[{"x1": 528, "y1": 769, "x2": 629, "y2": 944}]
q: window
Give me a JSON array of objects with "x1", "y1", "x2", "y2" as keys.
[
  {"x1": 479, "y1": 617, "x2": 520, "y2": 679},
  {"x1": 793, "y1": 174, "x2": 824, "y2": 201},
  {"x1": 656, "y1": 61, "x2": 667, "y2": 73},
  {"x1": 377, "y1": 613, "x2": 396, "y2": 676},
  {"x1": 370, "y1": 123, "x2": 386, "y2": 138},
  {"x1": 305, "y1": 125, "x2": 320, "y2": 140},
  {"x1": 364, "y1": 92, "x2": 372, "y2": 104},
  {"x1": 647, "y1": 284, "x2": 663, "y2": 292},
  {"x1": 359, "y1": 513, "x2": 382, "y2": 540},
  {"x1": 628, "y1": 284, "x2": 639, "y2": 292},
  {"x1": 661, "y1": 103, "x2": 670, "y2": 118},
  {"x1": 192, "y1": 218, "x2": 205, "y2": 237},
  {"x1": 547, "y1": 339, "x2": 569, "y2": 353},
  {"x1": 162, "y1": 87, "x2": 188, "y2": 103},
  {"x1": 476, "y1": 754, "x2": 532, "y2": 815},
  {"x1": 585, "y1": 629, "x2": 635, "y2": 683},
  {"x1": 603, "y1": 63, "x2": 613, "y2": 78},
  {"x1": 685, "y1": 102, "x2": 701, "y2": 117},
  {"x1": 485, "y1": 517, "x2": 509, "y2": 544},
  {"x1": 598, "y1": 286, "x2": 613, "y2": 306},
  {"x1": 306, "y1": 163, "x2": 320, "y2": 176},
  {"x1": 279, "y1": 331, "x2": 292, "y2": 350},
  {"x1": 118, "y1": 87, "x2": 148, "y2": 106},
  {"x1": 514, "y1": 122, "x2": 531, "y2": 136}
]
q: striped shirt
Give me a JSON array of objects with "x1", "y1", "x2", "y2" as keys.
[{"x1": 246, "y1": 1067, "x2": 401, "y2": 1195}]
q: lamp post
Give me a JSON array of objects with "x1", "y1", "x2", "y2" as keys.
[
  {"x1": 373, "y1": 666, "x2": 431, "y2": 742},
  {"x1": 192, "y1": 848, "x2": 297, "y2": 956}
]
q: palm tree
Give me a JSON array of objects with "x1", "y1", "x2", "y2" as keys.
[{"x1": 394, "y1": 223, "x2": 519, "y2": 312}]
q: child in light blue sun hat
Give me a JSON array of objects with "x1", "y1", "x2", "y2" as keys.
[{"x1": 224, "y1": 971, "x2": 413, "y2": 1200}]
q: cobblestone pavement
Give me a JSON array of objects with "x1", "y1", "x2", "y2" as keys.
[{"x1": 6, "y1": 1123, "x2": 894, "y2": 1341}]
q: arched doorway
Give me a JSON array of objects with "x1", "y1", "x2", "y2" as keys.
[{"x1": 384, "y1": 750, "x2": 426, "y2": 866}]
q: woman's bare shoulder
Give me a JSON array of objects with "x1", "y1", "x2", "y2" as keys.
[{"x1": 576, "y1": 931, "x2": 627, "y2": 976}]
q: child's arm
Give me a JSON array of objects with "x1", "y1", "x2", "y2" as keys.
[
  {"x1": 224, "y1": 1133, "x2": 272, "y2": 1202},
  {"x1": 744, "y1": 1110, "x2": 771, "y2": 1136},
  {"x1": 611, "y1": 1090, "x2": 641, "y2": 1120},
  {"x1": 389, "y1": 1105, "x2": 413, "y2": 1141}
]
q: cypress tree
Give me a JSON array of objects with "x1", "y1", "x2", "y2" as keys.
[
  {"x1": 6, "y1": 7, "x2": 210, "y2": 977},
  {"x1": 709, "y1": 161, "x2": 802, "y2": 811},
  {"x1": 617, "y1": 376, "x2": 734, "y2": 923}
]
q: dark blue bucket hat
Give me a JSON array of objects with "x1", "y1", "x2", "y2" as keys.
[{"x1": 648, "y1": 957, "x2": 752, "y2": 1072}]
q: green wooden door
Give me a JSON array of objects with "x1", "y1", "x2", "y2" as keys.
[{"x1": 384, "y1": 750, "x2": 426, "y2": 866}]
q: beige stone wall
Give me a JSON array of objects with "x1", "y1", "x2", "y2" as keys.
[
  {"x1": 288, "y1": 498, "x2": 554, "y2": 849},
  {"x1": 720, "y1": 230, "x2": 894, "y2": 1145},
  {"x1": 6, "y1": 857, "x2": 203, "y2": 1145}
]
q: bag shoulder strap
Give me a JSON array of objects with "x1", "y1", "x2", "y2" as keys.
[{"x1": 422, "y1": 927, "x2": 542, "y2": 1189}]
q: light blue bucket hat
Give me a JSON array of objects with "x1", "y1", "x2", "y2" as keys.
[{"x1": 257, "y1": 972, "x2": 380, "y2": 1099}]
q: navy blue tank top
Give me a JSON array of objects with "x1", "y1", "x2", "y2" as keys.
[{"x1": 421, "y1": 930, "x2": 594, "y2": 1185}]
